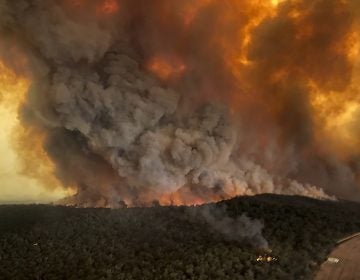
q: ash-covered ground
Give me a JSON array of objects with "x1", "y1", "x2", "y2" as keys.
[{"x1": 1, "y1": 194, "x2": 360, "y2": 280}]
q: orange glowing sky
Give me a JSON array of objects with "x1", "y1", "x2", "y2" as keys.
[{"x1": 0, "y1": 62, "x2": 71, "y2": 203}]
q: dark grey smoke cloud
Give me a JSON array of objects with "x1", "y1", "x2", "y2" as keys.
[{"x1": 3, "y1": 0, "x2": 358, "y2": 206}]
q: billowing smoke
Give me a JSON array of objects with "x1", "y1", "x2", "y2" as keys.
[
  {"x1": 0, "y1": 0, "x2": 359, "y2": 206},
  {"x1": 200, "y1": 205, "x2": 269, "y2": 249}
]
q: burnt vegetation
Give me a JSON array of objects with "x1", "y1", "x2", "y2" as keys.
[{"x1": 1, "y1": 194, "x2": 360, "y2": 280}]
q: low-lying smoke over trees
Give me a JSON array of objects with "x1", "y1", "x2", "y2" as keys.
[
  {"x1": 1, "y1": 194, "x2": 360, "y2": 279},
  {"x1": 199, "y1": 206, "x2": 269, "y2": 250},
  {"x1": 1, "y1": 0, "x2": 360, "y2": 206}
]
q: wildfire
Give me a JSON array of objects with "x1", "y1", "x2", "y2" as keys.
[
  {"x1": 2, "y1": 0, "x2": 360, "y2": 206},
  {"x1": 156, "y1": 185, "x2": 247, "y2": 207},
  {"x1": 67, "y1": 0, "x2": 119, "y2": 16},
  {"x1": 270, "y1": 0, "x2": 285, "y2": 7},
  {"x1": 307, "y1": 28, "x2": 360, "y2": 159},
  {"x1": 148, "y1": 56, "x2": 186, "y2": 81},
  {"x1": 181, "y1": 0, "x2": 213, "y2": 26},
  {"x1": 0, "y1": 61, "x2": 68, "y2": 202},
  {"x1": 96, "y1": 0, "x2": 119, "y2": 16},
  {"x1": 215, "y1": 0, "x2": 360, "y2": 161}
]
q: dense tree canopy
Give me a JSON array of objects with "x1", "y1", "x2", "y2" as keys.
[{"x1": 1, "y1": 194, "x2": 360, "y2": 279}]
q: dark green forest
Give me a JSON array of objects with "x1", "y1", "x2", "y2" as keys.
[{"x1": 1, "y1": 194, "x2": 360, "y2": 280}]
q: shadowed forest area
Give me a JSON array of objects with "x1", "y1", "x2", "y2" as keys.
[{"x1": 1, "y1": 194, "x2": 360, "y2": 280}]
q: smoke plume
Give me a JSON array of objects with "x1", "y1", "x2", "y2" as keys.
[
  {"x1": 0, "y1": 0, "x2": 359, "y2": 206},
  {"x1": 200, "y1": 205, "x2": 269, "y2": 249}
]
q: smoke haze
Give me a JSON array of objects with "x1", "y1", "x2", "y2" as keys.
[{"x1": 200, "y1": 205, "x2": 269, "y2": 249}]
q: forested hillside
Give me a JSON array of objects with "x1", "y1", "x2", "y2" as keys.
[{"x1": 1, "y1": 194, "x2": 360, "y2": 280}]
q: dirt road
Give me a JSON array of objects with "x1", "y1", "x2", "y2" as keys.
[{"x1": 315, "y1": 234, "x2": 360, "y2": 280}]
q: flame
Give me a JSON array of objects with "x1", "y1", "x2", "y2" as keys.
[
  {"x1": 142, "y1": 0, "x2": 360, "y2": 179},
  {"x1": 307, "y1": 28, "x2": 360, "y2": 158},
  {"x1": 148, "y1": 56, "x2": 186, "y2": 81},
  {"x1": 0, "y1": 61, "x2": 68, "y2": 202},
  {"x1": 67, "y1": 0, "x2": 119, "y2": 16},
  {"x1": 156, "y1": 185, "x2": 248, "y2": 206},
  {"x1": 214, "y1": 0, "x2": 360, "y2": 163},
  {"x1": 232, "y1": 1, "x2": 280, "y2": 71},
  {"x1": 96, "y1": 0, "x2": 120, "y2": 16},
  {"x1": 271, "y1": 0, "x2": 285, "y2": 7}
]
